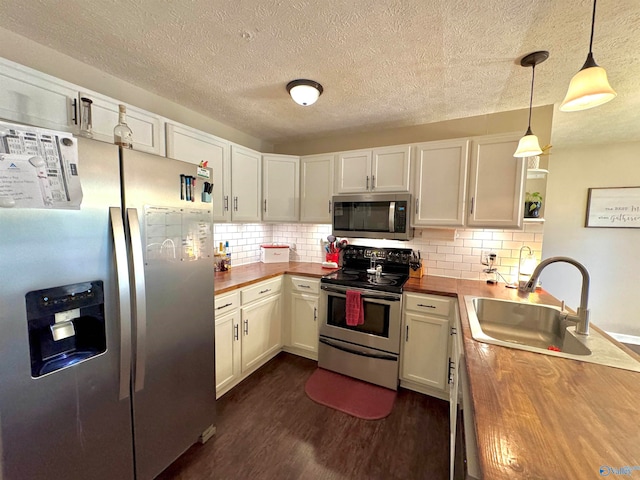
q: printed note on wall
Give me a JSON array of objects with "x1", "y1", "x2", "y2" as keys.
[{"x1": 585, "y1": 187, "x2": 640, "y2": 228}]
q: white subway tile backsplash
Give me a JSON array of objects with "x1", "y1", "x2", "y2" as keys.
[{"x1": 473, "y1": 231, "x2": 493, "y2": 240}]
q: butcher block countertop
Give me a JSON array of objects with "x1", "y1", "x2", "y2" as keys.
[{"x1": 215, "y1": 263, "x2": 640, "y2": 479}]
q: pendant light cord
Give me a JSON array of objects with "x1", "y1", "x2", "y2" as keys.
[
  {"x1": 589, "y1": 0, "x2": 597, "y2": 54},
  {"x1": 528, "y1": 64, "x2": 535, "y2": 130}
]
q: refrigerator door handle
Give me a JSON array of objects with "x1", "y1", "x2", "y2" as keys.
[
  {"x1": 127, "y1": 207, "x2": 147, "y2": 393},
  {"x1": 110, "y1": 207, "x2": 132, "y2": 400}
]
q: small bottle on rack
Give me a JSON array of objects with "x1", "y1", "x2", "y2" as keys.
[
  {"x1": 224, "y1": 241, "x2": 231, "y2": 270},
  {"x1": 113, "y1": 104, "x2": 133, "y2": 149}
]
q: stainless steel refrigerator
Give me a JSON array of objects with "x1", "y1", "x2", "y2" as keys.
[{"x1": 0, "y1": 131, "x2": 216, "y2": 480}]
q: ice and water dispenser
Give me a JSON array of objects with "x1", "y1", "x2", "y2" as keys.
[{"x1": 26, "y1": 281, "x2": 106, "y2": 377}]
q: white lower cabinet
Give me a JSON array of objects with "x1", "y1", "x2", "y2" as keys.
[
  {"x1": 214, "y1": 291, "x2": 241, "y2": 398},
  {"x1": 214, "y1": 277, "x2": 282, "y2": 398},
  {"x1": 400, "y1": 293, "x2": 455, "y2": 399},
  {"x1": 284, "y1": 276, "x2": 320, "y2": 360}
]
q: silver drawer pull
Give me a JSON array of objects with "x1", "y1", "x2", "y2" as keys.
[
  {"x1": 298, "y1": 284, "x2": 311, "y2": 289},
  {"x1": 417, "y1": 303, "x2": 436, "y2": 309},
  {"x1": 216, "y1": 302, "x2": 233, "y2": 310},
  {"x1": 234, "y1": 324, "x2": 239, "y2": 341},
  {"x1": 259, "y1": 288, "x2": 272, "y2": 294}
]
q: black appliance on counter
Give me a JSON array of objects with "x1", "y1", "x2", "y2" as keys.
[{"x1": 318, "y1": 245, "x2": 412, "y2": 390}]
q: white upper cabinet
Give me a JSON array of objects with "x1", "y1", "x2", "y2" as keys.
[
  {"x1": 335, "y1": 145, "x2": 411, "y2": 193},
  {"x1": 371, "y1": 145, "x2": 412, "y2": 192},
  {"x1": 467, "y1": 134, "x2": 526, "y2": 229},
  {"x1": 262, "y1": 154, "x2": 300, "y2": 222},
  {"x1": 231, "y1": 145, "x2": 262, "y2": 222},
  {"x1": 300, "y1": 154, "x2": 334, "y2": 223},
  {"x1": 166, "y1": 123, "x2": 230, "y2": 222},
  {"x1": 413, "y1": 139, "x2": 469, "y2": 227},
  {"x1": 0, "y1": 58, "x2": 76, "y2": 133},
  {"x1": 85, "y1": 92, "x2": 164, "y2": 155}
]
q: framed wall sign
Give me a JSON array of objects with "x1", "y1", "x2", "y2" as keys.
[{"x1": 585, "y1": 187, "x2": 640, "y2": 228}]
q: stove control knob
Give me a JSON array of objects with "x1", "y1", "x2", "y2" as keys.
[{"x1": 401, "y1": 253, "x2": 409, "y2": 263}]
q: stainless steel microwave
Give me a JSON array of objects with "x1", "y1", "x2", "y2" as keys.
[{"x1": 332, "y1": 193, "x2": 413, "y2": 240}]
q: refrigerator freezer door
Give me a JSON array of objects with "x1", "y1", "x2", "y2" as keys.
[
  {"x1": 121, "y1": 148, "x2": 215, "y2": 480},
  {"x1": 0, "y1": 138, "x2": 134, "y2": 480}
]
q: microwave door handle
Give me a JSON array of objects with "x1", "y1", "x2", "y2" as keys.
[{"x1": 389, "y1": 201, "x2": 396, "y2": 233}]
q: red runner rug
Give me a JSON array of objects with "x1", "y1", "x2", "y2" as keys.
[{"x1": 304, "y1": 368, "x2": 396, "y2": 420}]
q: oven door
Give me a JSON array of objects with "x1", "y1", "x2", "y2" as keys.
[{"x1": 318, "y1": 284, "x2": 402, "y2": 354}]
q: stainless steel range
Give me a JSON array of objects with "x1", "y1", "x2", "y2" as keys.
[{"x1": 318, "y1": 245, "x2": 412, "y2": 390}]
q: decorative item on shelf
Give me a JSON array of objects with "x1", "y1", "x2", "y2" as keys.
[
  {"x1": 560, "y1": 0, "x2": 616, "y2": 112},
  {"x1": 113, "y1": 104, "x2": 133, "y2": 149},
  {"x1": 286, "y1": 79, "x2": 323, "y2": 106},
  {"x1": 78, "y1": 96, "x2": 93, "y2": 138},
  {"x1": 525, "y1": 191, "x2": 543, "y2": 218},
  {"x1": 514, "y1": 50, "x2": 549, "y2": 158},
  {"x1": 528, "y1": 144, "x2": 552, "y2": 169}
]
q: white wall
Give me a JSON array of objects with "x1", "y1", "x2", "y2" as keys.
[{"x1": 542, "y1": 141, "x2": 640, "y2": 336}]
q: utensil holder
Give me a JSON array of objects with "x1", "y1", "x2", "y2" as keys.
[
  {"x1": 409, "y1": 261, "x2": 424, "y2": 278},
  {"x1": 325, "y1": 252, "x2": 339, "y2": 264}
]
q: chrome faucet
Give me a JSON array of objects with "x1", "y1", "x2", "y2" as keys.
[{"x1": 524, "y1": 256, "x2": 591, "y2": 335}]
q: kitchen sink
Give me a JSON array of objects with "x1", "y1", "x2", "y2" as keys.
[{"x1": 465, "y1": 296, "x2": 640, "y2": 372}]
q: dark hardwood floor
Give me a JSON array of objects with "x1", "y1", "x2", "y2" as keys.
[{"x1": 157, "y1": 352, "x2": 449, "y2": 480}]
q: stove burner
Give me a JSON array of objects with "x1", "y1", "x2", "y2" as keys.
[{"x1": 367, "y1": 276, "x2": 393, "y2": 285}]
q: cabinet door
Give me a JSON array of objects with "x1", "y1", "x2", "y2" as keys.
[
  {"x1": 371, "y1": 145, "x2": 411, "y2": 192},
  {"x1": 335, "y1": 149, "x2": 371, "y2": 193},
  {"x1": 262, "y1": 154, "x2": 299, "y2": 222},
  {"x1": 166, "y1": 123, "x2": 230, "y2": 222},
  {"x1": 241, "y1": 295, "x2": 281, "y2": 373},
  {"x1": 300, "y1": 154, "x2": 334, "y2": 223},
  {"x1": 214, "y1": 310, "x2": 240, "y2": 398},
  {"x1": 467, "y1": 134, "x2": 526, "y2": 229},
  {"x1": 0, "y1": 58, "x2": 75, "y2": 132},
  {"x1": 413, "y1": 140, "x2": 469, "y2": 227},
  {"x1": 231, "y1": 145, "x2": 262, "y2": 222},
  {"x1": 402, "y1": 312, "x2": 450, "y2": 391},
  {"x1": 290, "y1": 293, "x2": 319, "y2": 354},
  {"x1": 83, "y1": 93, "x2": 164, "y2": 155}
]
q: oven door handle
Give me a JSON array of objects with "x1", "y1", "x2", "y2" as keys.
[
  {"x1": 319, "y1": 337, "x2": 397, "y2": 361},
  {"x1": 320, "y1": 285, "x2": 401, "y2": 302}
]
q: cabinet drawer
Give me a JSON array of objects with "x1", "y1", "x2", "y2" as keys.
[
  {"x1": 289, "y1": 276, "x2": 320, "y2": 294},
  {"x1": 242, "y1": 277, "x2": 282, "y2": 305},
  {"x1": 404, "y1": 293, "x2": 452, "y2": 317},
  {"x1": 215, "y1": 291, "x2": 240, "y2": 316}
]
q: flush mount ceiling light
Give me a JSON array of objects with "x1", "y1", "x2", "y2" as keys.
[
  {"x1": 286, "y1": 79, "x2": 323, "y2": 106},
  {"x1": 514, "y1": 51, "x2": 548, "y2": 158},
  {"x1": 560, "y1": 0, "x2": 616, "y2": 112}
]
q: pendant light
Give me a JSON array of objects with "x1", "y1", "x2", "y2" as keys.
[
  {"x1": 514, "y1": 51, "x2": 548, "y2": 158},
  {"x1": 560, "y1": 0, "x2": 616, "y2": 112},
  {"x1": 286, "y1": 79, "x2": 323, "y2": 106}
]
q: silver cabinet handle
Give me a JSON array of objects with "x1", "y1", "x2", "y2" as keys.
[
  {"x1": 366, "y1": 175, "x2": 369, "y2": 190},
  {"x1": 328, "y1": 200, "x2": 331, "y2": 214},
  {"x1": 127, "y1": 208, "x2": 147, "y2": 393},
  {"x1": 415, "y1": 198, "x2": 419, "y2": 214},
  {"x1": 110, "y1": 207, "x2": 131, "y2": 401},
  {"x1": 264, "y1": 199, "x2": 267, "y2": 212},
  {"x1": 234, "y1": 196, "x2": 238, "y2": 211},
  {"x1": 216, "y1": 302, "x2": 232, "y2": 311},
  {"x1": 372, "y1": 174, "x2": 375, "y2": 190},
  {"x1": 244, "y1": 319, "x2": 249, "y2": 335},
  {"x1": 451, "y1": 326, "x2": 457, "y2": 335},
  {"x1": 259, "y1": 288, "x2": 271, "y2": 294},
  {"x1": 313, "y1": 307, "x2": 317, "y2": 321},
  {"x1": 448, "y1": 358, "x2": 455, "y2": 384},
  {"x1": 470, "y1": 196, "x2": 474, "y2": 215},
  {"x1": 224, "y1": 196, "x2": 229, "y2": 211},
  {"x1": 298, "y1": 284, "x2": 311, "y2": 289},
  {"x1": 234, "y1": 323, "x2": 239, "y2": 341},
  {"x1": 406, "y1": 325, "x2": 409, "y2": 342}
]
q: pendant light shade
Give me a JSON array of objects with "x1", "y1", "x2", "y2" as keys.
[
  {"x1": 560, "y1": 0, "x2": 616, "y2": 112},
  {"x1": 514, "y1": 51, "x2": 548, "y2": 159},
  {"x1": 514, "y1": 127, "x2": 543, "y2": 158},
  {"x1": 286, "y1": 79, "x2": 323, "y2": 106}
]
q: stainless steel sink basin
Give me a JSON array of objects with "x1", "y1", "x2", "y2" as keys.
[{"x1": 465, "y1": 296, "x2": 640, "y2": 372}]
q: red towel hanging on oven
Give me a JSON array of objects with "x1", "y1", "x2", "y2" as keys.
[{"x1": 345, "y1": 290, "x2": 364, "y2": 326}]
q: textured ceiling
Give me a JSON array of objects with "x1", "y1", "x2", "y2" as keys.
[{"x1": 0, "y1": 0, "x2": 639, "y2": 148}]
